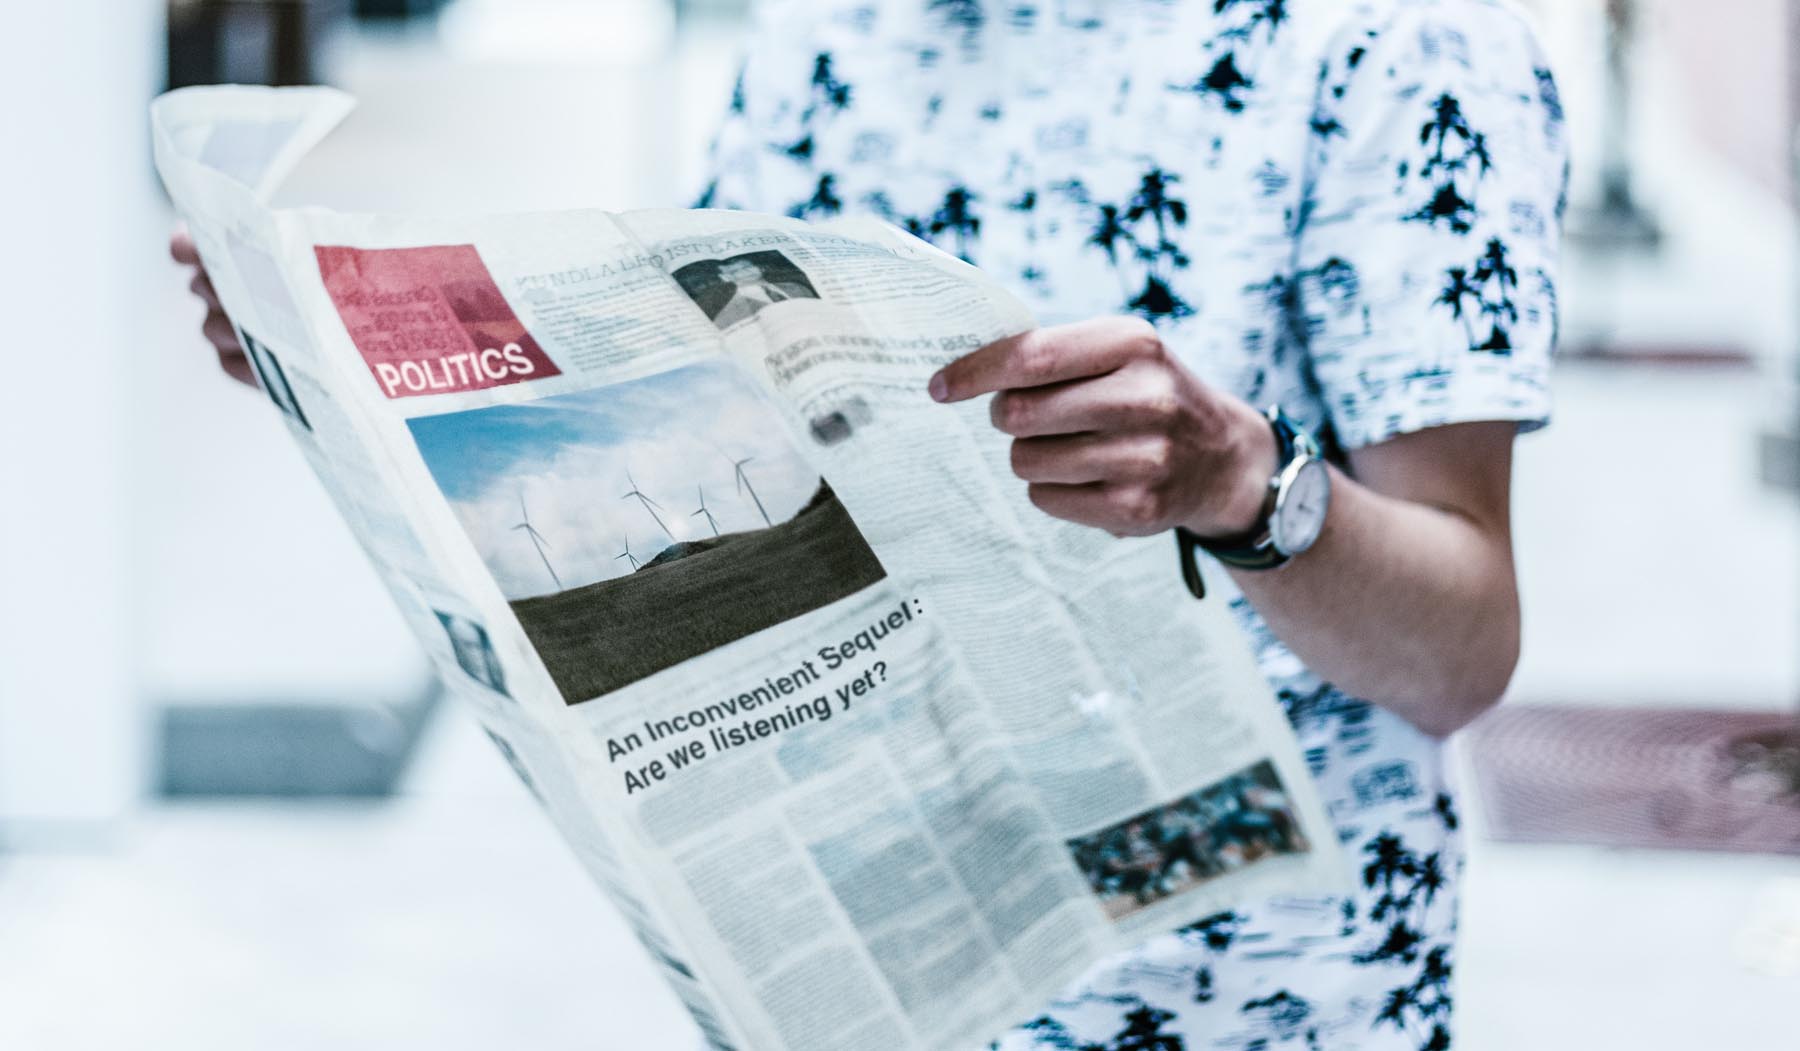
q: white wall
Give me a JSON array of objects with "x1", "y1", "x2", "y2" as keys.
[{"x1": 0, "y1": 1, "x2": 163, "y2": 830}]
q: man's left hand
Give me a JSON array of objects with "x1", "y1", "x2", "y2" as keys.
[{"x1": 929, "y1": 316, "x2": 1277, "y2": 538}]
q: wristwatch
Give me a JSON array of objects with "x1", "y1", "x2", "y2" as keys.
[{"x1": 1176, "y1": 406, "x2": 1331, "y2": 598}]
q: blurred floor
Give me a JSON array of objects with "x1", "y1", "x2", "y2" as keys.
[
  {"x1": 0, "y1": 710, "x2": 696, "y2": 1051},
  {"x1": 3, "y1": 4, "x2": 1797, "y2": 1049}
]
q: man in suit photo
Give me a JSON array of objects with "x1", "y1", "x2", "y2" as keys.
[{"x1": 704, "y1": 253, "x2": 818, "y2": 328}]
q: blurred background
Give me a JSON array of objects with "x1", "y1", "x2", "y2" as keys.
[{"x1": 0, "y1": 1, "x2": 1796, "y2": 1048}]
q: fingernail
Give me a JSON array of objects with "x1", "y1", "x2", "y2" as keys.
[{"x1": 927, "y1": 371, "x2": 948, "y2": 402}]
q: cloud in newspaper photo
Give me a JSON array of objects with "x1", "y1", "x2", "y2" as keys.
[
  {"x1": 673, "y1": 249, "x2": 821, "y2": 330},
  {"x1": 1068, "y1": 760, "x2": 1311, "y2": 921},
  {"x1": 406, "y1": 360, "x2": 886, "y2": 704}
]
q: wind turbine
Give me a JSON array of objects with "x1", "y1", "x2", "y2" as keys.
[
  {"x1": 691, "y1": 485, "x2": 721, "y2": 537},
  {"x1": 511, "y1": 492, "x2": 562, "y2": 590},
  {"x1": 621, "y1": 467, "x2": 673, "y2": 539},
  {"x1": 729, "y1": 455, "x2": 772, "y2": 527},
  {"x1": 615, "y1": 535, "x2": 642, "y2": 572}
]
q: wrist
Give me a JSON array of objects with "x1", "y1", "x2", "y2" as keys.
[{"x1": 1186, "y1": 398, "x2": 1279, "y2": 540}]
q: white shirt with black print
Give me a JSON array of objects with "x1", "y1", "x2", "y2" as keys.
[{"x1": 700, "y1": 1, "x2": 1566, "y2": 1047}]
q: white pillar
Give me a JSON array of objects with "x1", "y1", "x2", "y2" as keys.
[{"x1": 0, "y1": 1, "x2": 163, "y2": 834}]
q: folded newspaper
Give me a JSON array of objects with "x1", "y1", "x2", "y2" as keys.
[{"x1": 152, "y1": 86, "x2": 1348, "y2": 1051}]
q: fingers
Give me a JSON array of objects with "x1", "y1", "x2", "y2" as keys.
[
  {"x1": 190, "y1": 269, "x2": 221, "y2": 310},
  {"x1": 1026, "y1": 482, "x2": 1173, "y2": 537},
  {"x1": 988, "y1": 359, "x2": 1181, "y2": 438},
  {"x1": 930, "y1": 316, "x2": 1162, "y2": 403},
  {"x1": 203, "y1": 310, "x2": 258, "y2": 392},
  {"x1": 1009, "y1": 432, "x2": 1175, "y2": 485},
  {"x1": 170, "y1": 225, "x2": 199, "y2": 265},
  {"x1": 173, "y1": 224, "x2": 258, "y2": 389},
  {"x1": 202, "y1": 310, "x2": 241, "y2": 355},
  {"x1": 218, "y1": 348, "x2": 257, "y2": 387}
]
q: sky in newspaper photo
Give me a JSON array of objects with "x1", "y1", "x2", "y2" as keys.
[{"x1": 407, "y1": 360, "x2": 822, "y2": 600}]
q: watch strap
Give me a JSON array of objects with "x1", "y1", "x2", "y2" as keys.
[{"x1": 1189, "y1": 407, "x2": 1306, "y2": 571}]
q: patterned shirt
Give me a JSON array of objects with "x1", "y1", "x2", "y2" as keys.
[{"x1": 700, "y1": 1, "x2": 1567, "y2": 1047}]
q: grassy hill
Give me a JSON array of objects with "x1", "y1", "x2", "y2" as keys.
[{"x1": 510, "y1": 482, "x2": 886, "y2": 704}]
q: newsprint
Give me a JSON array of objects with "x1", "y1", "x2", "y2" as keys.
[{"x1": 153, "y1": 87, "x2": 1348, "y2": 1051}]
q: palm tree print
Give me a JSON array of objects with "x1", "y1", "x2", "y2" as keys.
[
  {"x1": 1127, "y1": 170, "x2": 1189, "y2": 259},
  {"x1": 1171, "y1": 0, "x2": 1290, "y2": 113},
  {"x1": 1435, "y1": 237, "x2": 1520, "y2": 353},
  {"x1": 1433, "y1": 792, "x2": 1460, "y2": 832},
  {"x1": 1009, "y1": 188, "x2": 1049, "y2": 289},
  {"x1": 900, "y1": 185, "x2": 983, "y2": 262},
  {"x1": 810, "y1": 52, "x2": 853, "y2": 112},
  {"x1": 1372, "y1": 945, "x2": 1454, "y2": 1051},
  {"x1": 1173, "y1": 53, "x2": 1254, "y2": 113},
  {"x1": 790, "y1": 173, "x2": 844, "y2": 219},
  {"x1": 934, "y1": 186, "x2": 983, "y2": 260},
  {"x1": 1098, "y1": 1004, "x2": 1186, "y2": 1051},
  {"x1": 1403, "y1": 93, "x2": 1491, "y2": 234},
  {"x1": 1349, "y1": 831, "x2": 1460, "y2": 1051},
  {"x1": 1239, "y1": 989, "x2": 1322, "y2": 1048},
  {"x1": 1175, "y1": 910, "x2": 1244, "y2": 1004},
  {"x1": 1215, "y1": 0, "x2": 1290, "y2": 43},
  {"x1": 779, "y1": 52, "x2": 854, "y2": 161},
  {"x1": 1434, "y1": 267, "x2": 1481, "y2": 349},
  {"x1": 1084, "y1": 169, "x2": 1195, "y2": 319}
]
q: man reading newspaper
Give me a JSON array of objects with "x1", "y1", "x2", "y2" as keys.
[{"x1": 167, "y1": 2, "x2": 1564, "y2": 1048}]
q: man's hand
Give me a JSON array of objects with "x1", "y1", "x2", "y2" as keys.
[
  {"x1": 930, "y1": 316, "x2": 1524, "y2": 738},
  {"x1": 170, "y1": 226, "x2": 255, "y2": 387},
  {"x1": 929, "y1": 317, "x2": 1276, "y2": 539}
]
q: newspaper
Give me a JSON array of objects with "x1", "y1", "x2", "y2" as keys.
[{"x1": 152, "y1": 86, "x2": 1348, "y2": 1051}]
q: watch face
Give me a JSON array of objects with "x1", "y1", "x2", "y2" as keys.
[{"x1": 1272, "y1": 459, "x2": 1330, "y2": 556}]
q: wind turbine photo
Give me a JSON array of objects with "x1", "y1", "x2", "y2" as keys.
[
  {"x1": 622, "y1": 466, "x2": 673, "y2": 539},
  {"x1": 692, "y1": 485, "x2": 721, "y2": 537},
  {"x1": 615, "y1": 535, "x2": 642, "y2": 572},
  {"x1": 730, "y1": 454, "x2": 772, "y2": 527},
  {"x1": 512, "y1": 491, "x2": 562, "y2": 590},
  {"x1": 406, "y1": 360, "x2": 886, "y2": 703}
]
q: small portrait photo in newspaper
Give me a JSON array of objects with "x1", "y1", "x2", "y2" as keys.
[
  {"x1": 434, "y1": 609, "x2": 509, "y2": 698},
  {"x1": 1068, "y1": 760, "x2": 1311, "y2": 921},
  {"x1": 237, "y1": 326, "x2": 312, "y2": 431},
  {"x1": 673, "y1": 249, "x2": 821, "y2": 330}
]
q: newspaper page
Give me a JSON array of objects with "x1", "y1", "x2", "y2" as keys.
[{"x1": 151, "y1": 86, "x2": 1349, "y2": 1051}]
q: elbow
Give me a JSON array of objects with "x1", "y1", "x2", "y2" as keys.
[
  {"x1": 1408, "y1": 606, "x2": 1520, "y2": 740},
  {"x1": 1411, "y1": 648, "x2": 1515, "y2": 739}
]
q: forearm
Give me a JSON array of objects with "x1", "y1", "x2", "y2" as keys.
[
  {"x1": 1225, "y1": 461, "x2": 1520, "y2": 738},
  {"x1": 926, "y1": 319, "x2": 1523, "y2": 739}
]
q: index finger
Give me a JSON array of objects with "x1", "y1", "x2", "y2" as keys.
[{"x1": 928, "y1": 316, "x2": 1159, "y2": 403}]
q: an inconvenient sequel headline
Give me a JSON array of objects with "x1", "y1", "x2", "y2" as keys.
[{"x1": 608, "y1": 597, "x2": 922, "y2": 794}]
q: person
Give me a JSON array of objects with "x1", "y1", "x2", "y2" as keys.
[
  {"x1": 174, "y1": 1, "x2": 1566, "y2": 1046},
  {"x1": 708, "y1": 256, "x2": 816, "y2": 327}
]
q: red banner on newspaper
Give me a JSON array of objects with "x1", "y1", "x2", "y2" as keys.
[{"x1": 314, "y1": 244, "x2": 560, "y2": 399}]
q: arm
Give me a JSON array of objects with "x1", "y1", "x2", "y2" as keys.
[
  {"x1": 929, "y1": 316, "x2": 1518, "y2": 739},
  {"x1": 1233, "y1": 419, "x2": 1518, "y2": 738}
]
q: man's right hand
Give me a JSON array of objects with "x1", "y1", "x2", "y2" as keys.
[{"x1": 171, "y1": 225, "x2": 255, "y2": 387}]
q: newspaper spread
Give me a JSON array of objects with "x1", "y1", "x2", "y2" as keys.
[{"x1": 152, "y1": 86, "x2": 1349, "y2": 1051}]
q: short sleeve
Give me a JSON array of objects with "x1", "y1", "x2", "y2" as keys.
[{"x1": 1294, "y1": 0, "x2": 1569, "y2": 450}]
